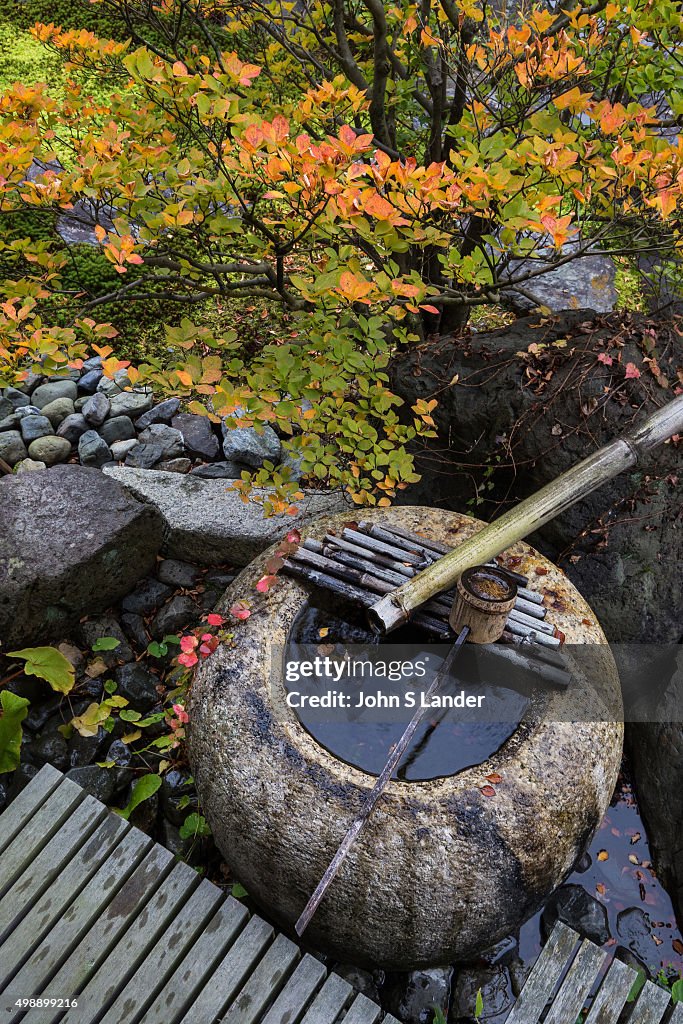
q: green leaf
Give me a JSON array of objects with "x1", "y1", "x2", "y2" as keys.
[
  {"x1": 475, "y1": 988, "x2": 484, "y2": 1019},
  {"x1": 231, "y1": 882, "x2": 248, "y2": 899},
  {"x1": 119, "y1": 709, "x2": 142, "y2": 722},
  {"x1": 147, "y1": 642, "x2": 168, "y2": 658},
  {"x1": 671, "y1": 979, "x2": 683, "y2": 1004},
  {"x1": 0, "y1": 691, "x2": 30, "y2": 774},
  {"x1": 92, "y1": 637, "x2": 121, "y2": 652},
  {"x1": 116, "y1": 773, "x2": 162, "y2": 821},
  {"x1": 432, "y1": 1010, "x2": 447, "y2": 1024},
  {"x1": 104, "y1": 679, "x2": 117, "y2": 694},
  {"x1": 627, "y1": 969, "x2": 647, "y2": 1003},
  {"x1": 6, "y1": 647, "x2": 75, "y2": 694},
  {"x1": 179, "y1": 812, "x2": 211, "y2": 840}
]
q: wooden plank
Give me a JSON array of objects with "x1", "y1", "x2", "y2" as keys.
[
  {"x1": 0, "y1": 765, "x2": 63, "y2": 856},
  {"x1": 177, "y1": 916, "x2": 274, "y2": 1024},
  {"x1": 583, "y1": 957, "x2": 637, "y2": 1024},
  {"x1": 0, "y1": 795, "x2": 106, "y2": 945},
  {"x1": 260, "y1": 954, "x2": 327, "y2": 1024},
  {"x1": 96, "y1": 877, "x2": 223, "y2": 1024},
  {"x1": 629, "y1": 981, "x2": 673, "y2": 1024},
  {"x1": 543, "y1": 939, "x2": 607, "y2": 1024},
  {"x1": 0, "y1": 812, "x2": 129, "y2": 992},
  {"x1": 298, "y1": 973, "x2": 354, "y2": 1024},
  {"x1": 342, "y1": 993, "x2": 383, "y2": 1024},
  {"x1": 0, "y1": 778, "x2": 85, "y2": 898},
  {"x1": 10, "y1": 838, "x2": 166, "y2": 1024},
  {"x1": 667, "y1": 1002, "x2": 683, "y2": 1023},
  {"x1": 59, "y1": 859, "x2": 200, "y2": 1024},
  {"x1": 381, "y1": 1017, "x2": 403, "y2": 1024},
  {"x1": 505, "y1": 921, "x2": 580, "y2": 1024},
  {"x1": 138, "y1": 898, "x2": 249, "y2": 1024},
  {"x1": 222, "y1": 932, "x2": 300, "y2": 1024}
]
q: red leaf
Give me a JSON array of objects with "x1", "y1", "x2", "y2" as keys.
[
  {"x1": 229, "y1": 602, "x2": 251, "y2": 621},
  {"x1": 286, "y1": 529, "x2": 301, "y2": 544},
  {"x1": 486, "y1": 772, "x2": 503, "y2": 784},
  {"x1": 625, "y1": 362, "x2": 641, "y2": 379},
  {"x1": 480, "y1": 785, "x2": 496, "y2": 797}
]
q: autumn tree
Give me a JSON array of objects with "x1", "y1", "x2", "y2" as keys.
[{"x1": 1, "y1": 0, "x2": 682, "y2": 507}]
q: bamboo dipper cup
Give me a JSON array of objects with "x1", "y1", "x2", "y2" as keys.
[{"x1": 449, "y1": 566, "x2": 517, "y2": 643}]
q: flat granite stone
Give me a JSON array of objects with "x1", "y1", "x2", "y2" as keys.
[
  {"x1": 103, "y1": 466, "x2": 348, "y2": 565},
  {"x1": 0, "y1": 464, "x2": 163, "y2": 646}
]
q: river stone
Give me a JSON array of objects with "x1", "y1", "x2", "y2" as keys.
[
  {"x1": 151, "y1": 594, "x2": 197, "y2": 638},
  {"x1": 138, "y1": 423, "x2": 184, "y2": 459},
  {"x1": 82, "y1": 392, "x2": 111, "y2": 426},
  {"x1": 172, "y1": 412, "x2": 219, "y2": 460},
  {"x1": 0, "y1": 396, "x2": 12, "y2": 420},
  {"x1": 0, "y1": 465, "x2": 163, "y2": 646},
  {"x1": 189, "y1": 506, "x2": 623, "y2": 968},
  {"x1": 157, "y1": 559, "x2": 200, "y2": 589},
  {"x1": 20, "y1": 414, "x2": 54, "y2": 443},
  {"x1": 109, "y1": 391, "x2": 153, "y2": 419},
  {"x1": 103, "y1": 466, "x2": 348, "y2": 565},
  {"x1": 135, "y1": 398, "x2": 181, "y2": 430},
  {"x1": 110, "y1": 439, "x2": 139, "y2": 461},
  {"x1": 0, "y1": 430, "x2": 28, "y2": 466},
  {"x1": 114, "y1": 663, "x2": 161, "y2": 711},
  {"x1": 502, "y1": 250, "x2": 617, "y2": 314},
  {"x1": 0, "y1": 412, "x2": 21, "y2": 431},
  {"x1": 222, "y1": 424, "x2": 281, "y2": 468},
  {"x1": 78, "y1": 369, "x2": 103, "y2": 394},
  {"x1": 157, "y1": 458, "x2": 191, "y2": 473},
  {"x1": 190, "y1": 461, "x2": 242, "y2": 479},
  {"x1": 452, "y1": 966, "x2": 512, "y2": 1024},
  {"x1": 79, "y1": 430, "x2": 112, "y2": 468},
  {"x1": 122, "y1": 578, "x2": 173, "y2": 617},
  {"x1": 99, "y1": 416, "x2": 135, "y2": 445},
  {"x1": 31, "y1": 380, "x2": 78, "y2": 409},
  {"x1": 15, "y1": 458, "x2": 47, "y2": 473},
  {"x1": 97, "y1": 376, "x2": 122, "y2": 398},
  {"x1": 125, "y1": 442, "x2": 164, "y2": 468},
  {"x1": 65, "y1": 765, "x2": 116, "y2": 804},
  {"x1": 390, "y1": 968, "x2": 454, "y2": 1024},
  {"x1": 41, "y1": 397, "x2": 75, "y2": 427},
  {"x1": 27, "y1": 436, "x2": 72, "y2": 466},
  {"x1": 56, "y1": 413, "x2": 89, "y2": 446},
  {"x1": 541, "y1": 884, "x2": 610, "y2": 945},
  {"x1": 4, "y1": 387, "x2": 30, "y2": 410}
]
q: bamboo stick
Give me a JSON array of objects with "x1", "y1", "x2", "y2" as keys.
[
  {"x1": 507, "y1": 608, "x2": 555, "y2": 636},
  {"x1": 505, "y1": 621, "x2": 561, "y2": 648},
  {"x1": 368, "y1": 394, "x2": 683, "y2": 633},
  {"x1": 341, "y1": 528, "x2": 424, "y2": 566},
  {"x1": 323, "y1": 534, "x2": 418, "y2": 575}
]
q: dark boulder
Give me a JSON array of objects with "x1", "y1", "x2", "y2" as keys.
[{"x1": 0, "y1": 465, "x2": 163, "y2": 647}]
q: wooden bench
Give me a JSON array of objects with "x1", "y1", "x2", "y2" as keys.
[
  {"x1": 0, "y1": 765, "x2": 400, "y2": 1024},
  {"x1": 506, "y1": 917, "x2": 682, "y2": 1024}
]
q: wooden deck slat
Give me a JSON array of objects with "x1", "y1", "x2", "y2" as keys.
[
  {"x1": 583, "y1": 957, "x2": 637, "y2": 1024},
  {"x1": 504, "y1": 920, "x2": 580, "y2": 1024},
  {"x1": 0, "y1": 796, "x2": 106, "y2": 946},
  {"x1": 260, "y1": 954, "x2": 327, "y2": 1024},
  {"x1": 629, "y1": 981, "x2": 674, "y2": 1024},
  {"x1": 0, "y1": 766, "x2": 63, "y2": 856},
  {"x1": 381, "y1": 1016, "x2": 403, "y2": 1024},
  {"x1": 0, "y1": 779, "x2": 85, "y2": 899},
  {"x1": 222, "y1": 932, "x2": 300, "y2": 1024},
  {"x1": 13, "y1": 841, "x2": 169, "y2": 1024},
  {"x1": 298, "y1": 973, "x2": 353, "y2": 1024},
  {"x1": 0, "y1": 813, "x2": 129, "y2": 993},
  {"x1": 176, "y1": 915, "x2": 274, "y2": 1024},
  {"x1": 138, "y1": 897, "x2": 250, "y2": 1024},
  {"x1": 96, "y1": 877, "x2": 223, "y2": 1024},
  {"x1": 667, "y1": 1002, "x2": 683, "y2": 1023},
  {"x1": 341, "y1": 993, "x2": 383, "y2": 1024},
  {"x1": 60, "y1": 859, "x2": 201, "y2": 1024},
  {"x1": 543, "y1": 939, "x2": 607, "y2": 1024}
]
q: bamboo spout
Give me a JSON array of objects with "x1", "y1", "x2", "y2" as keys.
[{"x1": 368, "y1": 394, "x2": 683, "y2": 634}]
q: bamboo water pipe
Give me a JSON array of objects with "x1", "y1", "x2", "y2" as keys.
[{"x1": 368, "y1": 395, "x2": 683, "y2": 634}]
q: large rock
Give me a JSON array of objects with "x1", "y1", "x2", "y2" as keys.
[
  {"x1": 103, "y1": 466, "x2": 348, "y2": 565},
  {"x1": 502, "y1": 249, "x2": 617, "y2": 314},
  {"x1": 0, "y1": 465, "x2": 163, "y2": 647},
  {"x1": 390, "y1": 310, "x2": 683, "y2": 643}
]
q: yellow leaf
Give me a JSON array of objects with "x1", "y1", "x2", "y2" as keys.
[
  {"x1": 121, "y1": 729, "x2": 142, "y2": 744},
  {"x1": 597, "y1": 849, "x2": 609, "y2": 861}
]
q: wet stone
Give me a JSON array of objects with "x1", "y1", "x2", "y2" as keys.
[
  {"x1": 615, "y1": 944, "x2": 651, "y2": 980},
  {"x1": 151, "y1": 594, "x2": 197, "y2": 638},
  {"x1": 121, "y1": 612, "x2": 149, "y2": 651},
  {"x1": 129, "y1": 787, "x2": 159, "y2": 834},
  {"x1": 157, "y1": 559, "x2": 200, "y2": 589},
  {"x1": 333, "y1": 965, "x2": 381, "y2": 1003},
  {"x1": 69, "y1": 727, "x2": 110, "y2": 769},
  {"x1": 24, "y1": 695, "x2": 62, "y2": 733},
  {"x1": 6, "y1": 763, "x2": 39, "y2": 804},
  {"x1": 160, "y1": 769, "x2": 197, "y2": 827},
  {"x1": 159, "y1": 819, "x2": 195, "y2": 861},
  {"x1": 122, "y1": 577, "x2": 173, "y2": 616},
  {"x1": 115, "y1": 663, "x2": 161, "y2": 710},
  {"x1": 66, "y1": 765, "x2": 116, "y2": 804},
  {"x1": 30, "y1": 721, "x2": 69, "y2": 772},
  {"x1": 453, "y1": 965, "x2": 513, "y2": 1024},
  {"x1": 82, "y1": 392, "x2": 111, "y2": 427},
  {"x1": 390, "y1": 967, "x2": 454, "y2": 1024},
  {"x1": 616, "y1": 908, "x2": 654, "y2": 965},
  {"x1": 79, "y1": 615, "x2": 134, "y2": 664},
  {"x1": 541, "y1": 884, "x2": 610, "y2": 945}
]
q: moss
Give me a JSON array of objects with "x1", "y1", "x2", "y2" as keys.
[{"x1": 613, "y1": 258, "x2": 646, "y2": 312}]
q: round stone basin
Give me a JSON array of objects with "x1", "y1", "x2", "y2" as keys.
[{"x1": 188, "y1": 507, "x2": 623, "y2": 969}]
